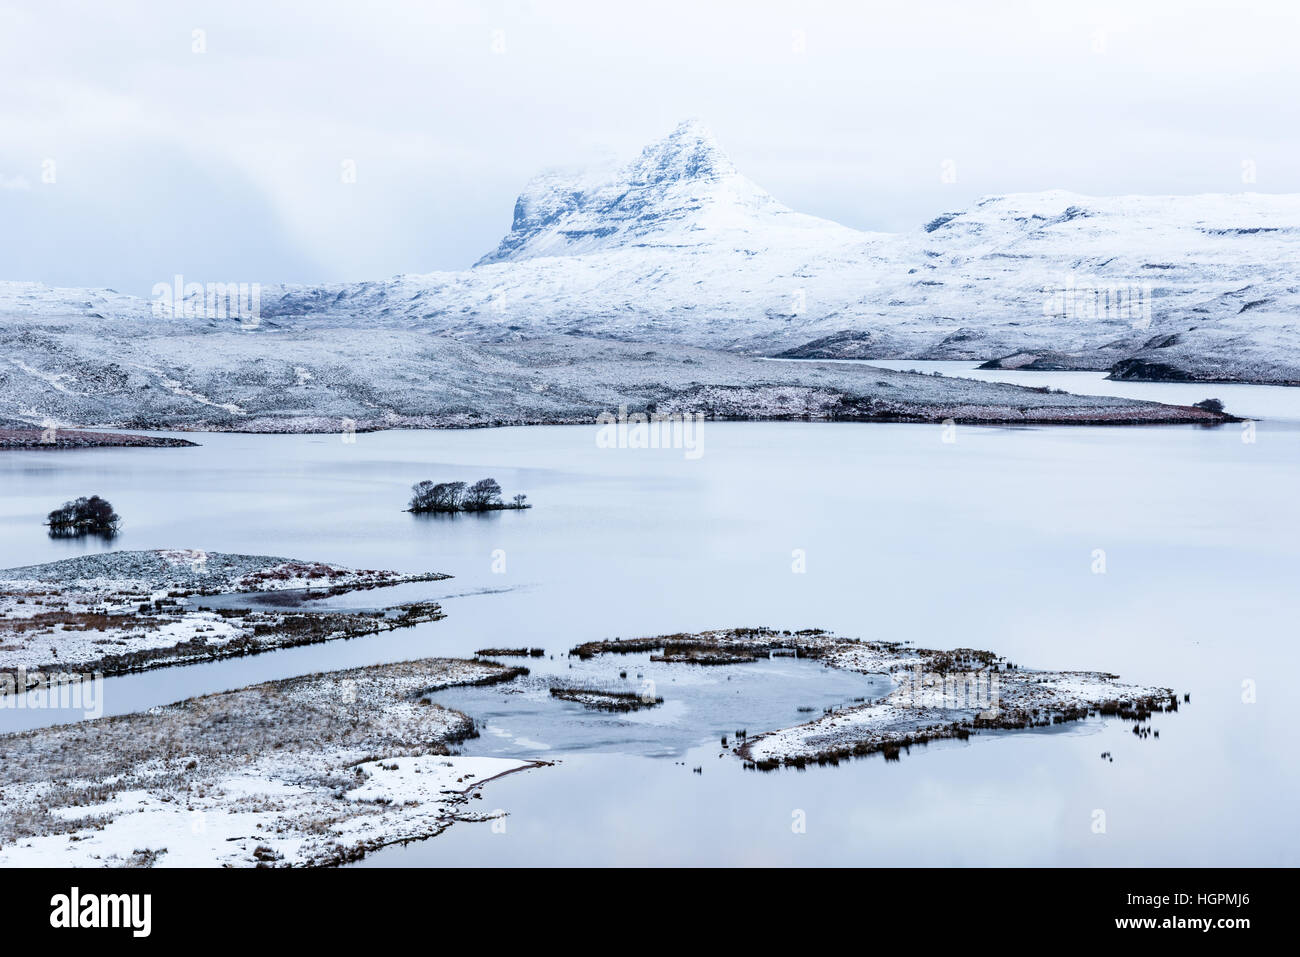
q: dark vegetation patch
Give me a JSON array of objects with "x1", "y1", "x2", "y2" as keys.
[
  {"x1": 568, "y1": 627, "x2": 827, "y2": 661},
  {"x1": 548, "y1": 685, "x2": 664, "y2": 711},
  {"x1": 46, "y1": 495, "x2": 120, "y2": 538},
  {"x1": 1108, "y1": 358, "x2": 1195, "y2": 382},
  {"x1": 650, "y1": 643, "x2": 760, "y2": 665}
]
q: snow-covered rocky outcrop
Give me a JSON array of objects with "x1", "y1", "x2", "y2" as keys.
[{"x1": 475, "y1": 119, "x2": 868, "y2": 265}]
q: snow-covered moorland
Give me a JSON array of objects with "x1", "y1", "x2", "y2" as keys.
[
  {"x1": 0, "y1": 329, "x2": 1232, "y2": 432},
  {"x1": 1, "y1": 122, "x2": 1295, "y2": 437},
  {"x1": 0, "y1": 657, "x2": 541, "y2": 867},
  {"x1": 0, "y1": 550, "x2": 450, "y2": 685},
  {"x1": 570, "y1": 628, "x2": 1180, "y2": 769},
  {"x1": 5, "y1": 120, "x2": 1295, "y2": 398}
]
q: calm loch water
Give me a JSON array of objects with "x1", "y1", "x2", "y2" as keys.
[{"x1": 1, "y1": 364, "x2": 1297, "y2": 865}]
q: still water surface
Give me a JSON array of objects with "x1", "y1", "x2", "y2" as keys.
[{"x1": 0, "y1": 362, "x2": 1296, "y2": 864}]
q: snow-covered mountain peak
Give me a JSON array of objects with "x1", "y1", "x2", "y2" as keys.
[
  {"x1": 475, "y1": 120, "x2": 848, "y2": 265},
  {"x1": 624, "y1": 118, "x2": 737, "y2": 186}
]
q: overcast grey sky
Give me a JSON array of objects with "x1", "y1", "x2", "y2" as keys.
[{"x1": 2, "y1": 0, "x2": 1297, "y2": 295}]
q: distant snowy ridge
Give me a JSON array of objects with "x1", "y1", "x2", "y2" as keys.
[
  {"x1": 269, "y1": 122, "x2": 1300, "y2": 383},
  {"x1": 2, "y1": 120, "x2": 1298, "y2": 387}
]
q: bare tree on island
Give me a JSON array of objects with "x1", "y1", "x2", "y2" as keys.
[
  {"x1": 408, "y1": 478, "x2": 529, "y2": 513},
  {"x1": 46, "y1": 495, "x2": 121, "y2": 537},
  {"x1": 408, "y1": 480, "x2": 437, "y2": 511},
  {"x1": 436, "y1": 482, "x2": 466, "y2": 510},
  {"x1": 463, "y1": 478, "x2": 502, "y2": 511}
]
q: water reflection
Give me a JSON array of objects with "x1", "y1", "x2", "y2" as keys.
[{"x1": 1, "y1": 394, "x2": 1297, "y2": 864}]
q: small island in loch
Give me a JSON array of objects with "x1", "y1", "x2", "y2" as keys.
[
  {"x1": 0, "y1": 549, "x2": 451, "y2": 690},
  {"x1": 46, "y1": 495, "x2": 122, "y2": 539},
  {"x1": 569, "y1": 628, "x2": 1183, "y2": 769},
  {"x1": 407, "y1": 478, "x2": 529, "y2": 514}
]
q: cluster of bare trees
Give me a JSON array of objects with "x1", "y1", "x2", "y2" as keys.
[
  {"x1": 47, "y1": 495, "x2": 121, "y2": 537},
  {"x1": 408, "y1": 478, "x2": 529, "y2": 513}
]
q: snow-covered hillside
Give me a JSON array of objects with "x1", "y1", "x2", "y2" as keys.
[
  {"x1": 1, "y1": 120, "x2": 1297, "y2": 395},
  {"x1": 264, "y1": 122, "x2": 1300, "y2": 383}
]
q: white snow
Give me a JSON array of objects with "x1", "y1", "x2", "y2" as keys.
[
  {"x1": 0, "y1": 658, "x2": 540, "y2": 867},
  {"x1": 2, "y1": 119, "x2": 1294, "y2": 435},
  {"x1": 0, "y1": 755, "x2": 525, "y2": 868},
  {"x1": 571, "y1": 628, "x2": 1177, "y2": 769},
  {"x1": 0, "y1": 550, "x2": 449, "y2": 681}
]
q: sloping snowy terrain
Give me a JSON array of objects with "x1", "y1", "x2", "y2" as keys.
[
  {"x1": 256, "y1": 121, "x2": 1300, "y2": 383},
  {"x1": 1, "y1": 120, "x2": 1295, "y2": 430},
  {"x1": 0, "y1": 328, "x2": 1227, "y2": 431}
]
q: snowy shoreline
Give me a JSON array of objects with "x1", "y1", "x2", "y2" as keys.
[
  {"x1": 0, "y1": 550, "x2": 451, "y2": 689},
  {"x1": 570, "y1": 628, "x2": 1181, "y2": 769},
  {"x1": 0, "y1": 657, "x2": 543, "y2": 867},
  {"x1": 0, "y1": 428, "x2": 198, "y2": 449}
]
